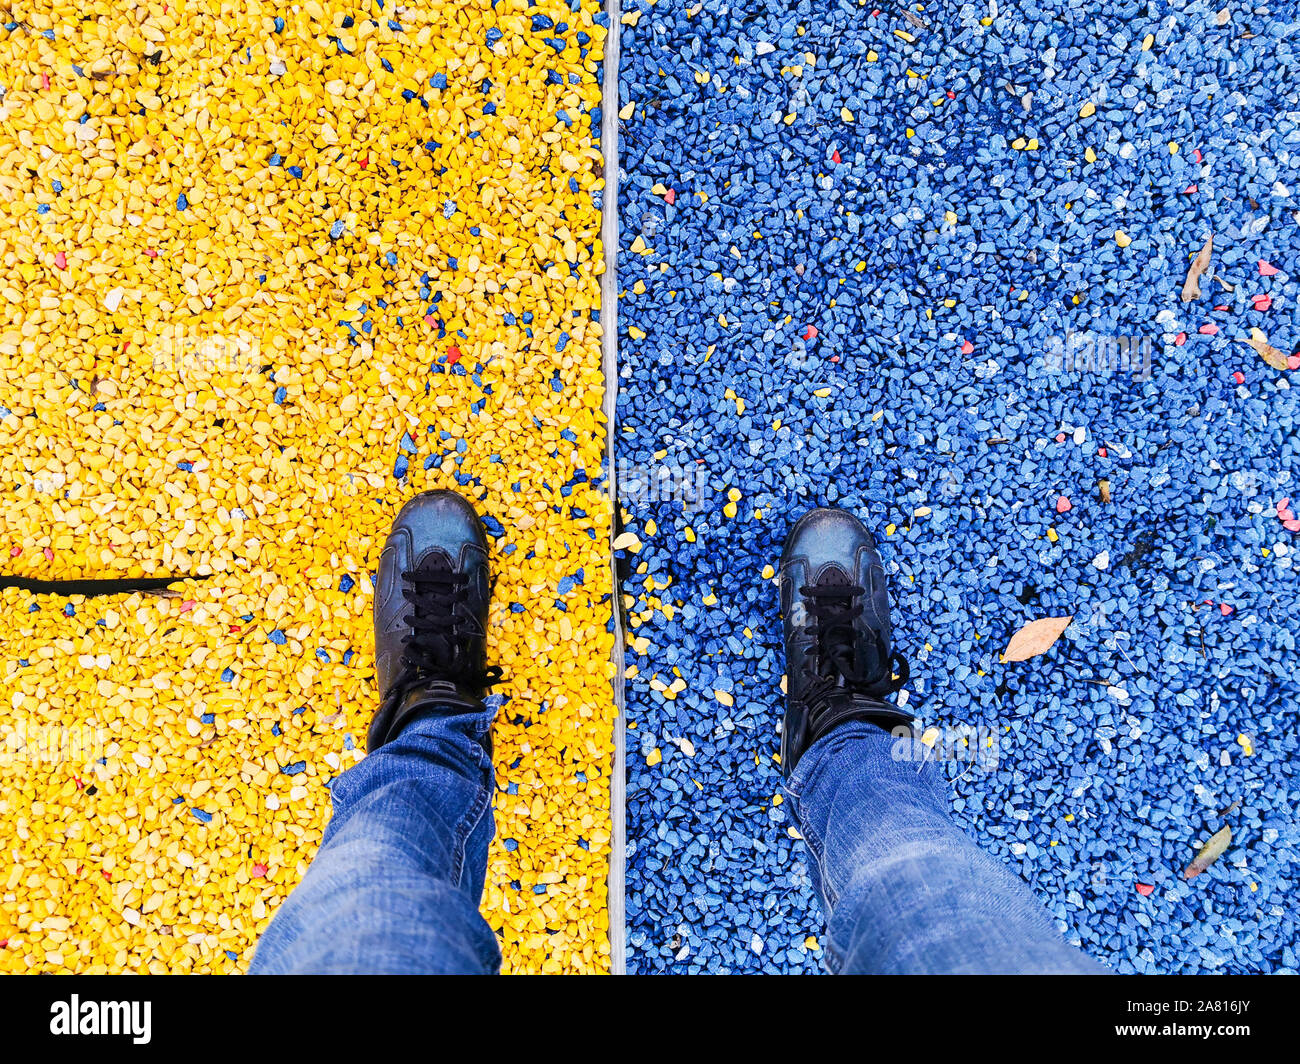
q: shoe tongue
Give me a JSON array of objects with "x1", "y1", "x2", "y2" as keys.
[
  {"x1": 809, "y1": 564, "x2": 879, "y2": 684},
  {"x1": 410, "y1": 552, "x2": 462, "y2": 597},
  {"x1": 813, "y1": 562, "x2": 852, "y2": 588},
  {"x1": 414, "y1": 547, "x2": 455, "y2": 576}
]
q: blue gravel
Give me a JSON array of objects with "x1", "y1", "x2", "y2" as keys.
[{"x1": 617, "y1": 0, "x2": 1299, "y2": 973}]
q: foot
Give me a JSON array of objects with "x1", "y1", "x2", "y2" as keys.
[
  {"x1": 779, "y1": 507, "x2": 911, "y2": 777},
  {"x1": 369, "y1": 490, "x2": 500, "y2": 751}
]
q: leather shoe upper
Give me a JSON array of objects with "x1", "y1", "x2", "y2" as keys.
[
  {"x1": 779, "y1": 507, "x2": 910, "y2": 776},
  {"x1": 370, "y1": 490, "x2": 496, "y2": 750}
]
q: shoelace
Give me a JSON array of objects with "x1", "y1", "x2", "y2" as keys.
[
  {"x1": 392, "y1": 557, "x2": 502, "y2": 698},
  {"x1": 800, "y1": 580, "x2": 908, "y2": 727}
]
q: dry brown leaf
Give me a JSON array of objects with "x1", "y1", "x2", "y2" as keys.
[
  {"x1": 1002, "y1": 616, "x2": 1073, "y2": 662},
  {"x1": 1181, "y1": 234, "x2": 1213, "y2": 302},
  {"x1": 1184, "y1": 824, "x2": 1232, "y2": 880},
  {"x1": 1240, "y1": 330, "x2": 1290, "y2": 371}
]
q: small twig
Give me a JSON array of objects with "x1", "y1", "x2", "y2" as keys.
[{"x1": 899, "y1": 7, "x2": 930, "y2": 30}]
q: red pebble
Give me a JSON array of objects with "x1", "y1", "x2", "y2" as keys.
[
  {"x1": 1288, "y1": 354, "x2": 1300, "y2": 370},
  {"x1": 664, "y1": 188, "x2": 676, "y2": 205},
  {"x1": 252, "y1": 863, "x2": 268, "y2": 879},
  {"x1": 145, "y1": 248, "x2": 158, "y2": 258},
  {"x1": 829, "y1": 355, "x2": 840, "y2": 363},
  {"x1": 1174, "y1": 332, "x2": 1187, "y2": 345},
  {"x1": 1055, "y1": 433, "x2": 1066, "y2": 443},
  {"x1": 41, "y1": 74, "x2": 50, "y2": 90},
  {"x1": 54, "y1": 251, "x2": 67, "y2": 269},
  {"x1": 360, "y1": 157, "x2": 369, "y2": 169},
  {"x1": 1098, "y1": 446, "x2": 1107, "y2": 458},
  {"x1": 9, "y1": 546, "x2": 20, "y2": 558},
  {"x1": 1219, "y1": 603, "x2": 1233, "y2": 616},
  {"x1": 424, "y1": 314, "x2": 437, "y2": 326},
  {"x1": 1056, "y1": 496, "x2": 1072, "y2": 514},
  {"x1": 229, "y1": 625, "x2": 241, "y2": 633},
  {"x1": 1233, "y1": 371, "x2": 1245, "y2": 384},
  {"x1": 1285, "y1": 518, "x2": 1300, "y2": 532},
  {"x1": 1198, "y1": 323, "x2": 1218, "y2": 335},
  {"x1": 1183, "y1": 184, "x2": 1198, "y2": 194},
  {"x1": 831, "y1": 149, "x2": 841, "y2": 165},
  {"x1": 1213, "y1": 304, "x2": 1229, "y2": 312},
  {"x1": 43, "y1": 547, "x2": 53, "y2": 562},
  {"x1": 1192, "y1": 149, "x2": 1202, "y2": 162},
  {"x1": 946, "y1": 90, "x2": 956, "y2": 99},
  {"x1": 1252, "y1": 294, "x2": 1272, "y2": 312},
  {"x1": 960, "y1": 339, "x2": 974, "y2": 355},
  {"x1": 446, "y1": 345, "x2": 462, "y2": 364},
  {"x1": 803, "y1": 325, "x2": 818, "y2": 340},
  {"x1": 1135, "y1": 883, "x2": 1154, "y2": 897},
  {"x1": 180, "y1": 599, "x2": 195, "y2": 612},
  {"x1": 1258, "y1": 260, "x2": 1279, "y2": 276}
]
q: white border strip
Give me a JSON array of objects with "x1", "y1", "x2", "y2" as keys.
[{"x1": 600, "y1": 0, "x2": 626, "y2": 977}]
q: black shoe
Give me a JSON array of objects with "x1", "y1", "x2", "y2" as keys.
[
  {"x1": 369, "y1": 490, "x2": 501, "y2": 752},
  {"x1": 779, "y1": 507, "x2": 911, "y2": 777}
]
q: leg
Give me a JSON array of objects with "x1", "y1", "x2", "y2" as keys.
[
  {"x1": 253, "y1": 489, "x2": 505, "y2": 974},
  {"x1": 787, "y1": 721, "x2": 1107, "y2": 974},
  {"x1": 251, "y1": 702, "x2": 501, "y2": 974}
]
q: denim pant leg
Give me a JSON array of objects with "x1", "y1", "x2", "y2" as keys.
[
  {"x1": 250, "y1": 703, "x2": 502, "y2": 974},
  {"x1": 786, "y1": 722, "x2": 1107, "y2": 975}
]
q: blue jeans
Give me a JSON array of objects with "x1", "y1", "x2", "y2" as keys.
[
  {"x1": 786, "y1": 722, "x2": 1108, "y2": 974},
  {"x1": 251, "y1": 702, "x2": 501, "y2": 974},
  {"x1": 253, "y1": 712, "x2": 1104, "y2": 974}
]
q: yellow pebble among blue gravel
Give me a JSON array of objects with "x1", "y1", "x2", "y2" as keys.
[{"x1": 0, "y1": 0, "x2": 613, "y2": 973}]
